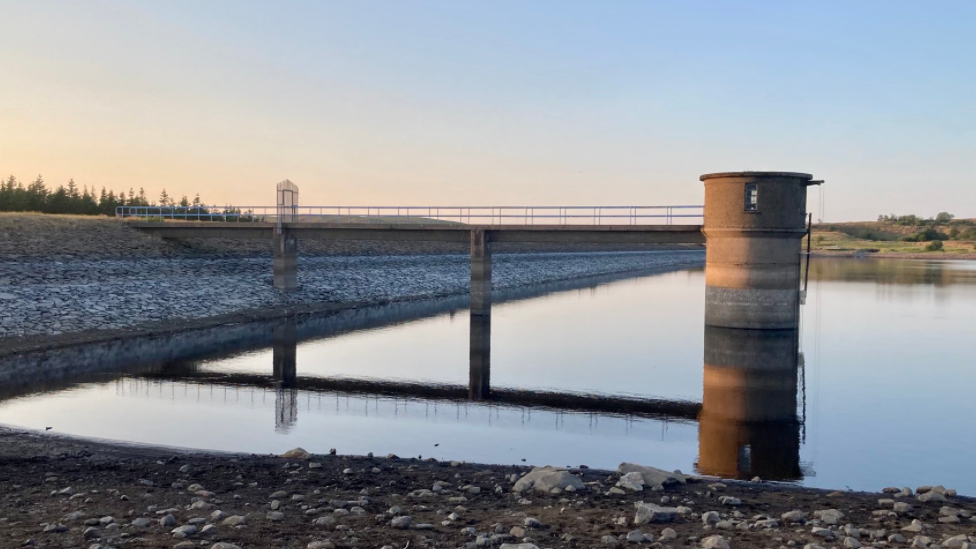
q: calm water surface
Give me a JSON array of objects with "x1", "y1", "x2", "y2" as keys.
[{"x1": 1, "y1": 258, "x2": 974, "y2": 493}]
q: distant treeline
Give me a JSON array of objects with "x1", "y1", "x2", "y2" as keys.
[
  {"x1": 825, "y1": 212, "x2": 976, "y2": 242},
  {"x1": 0, "y1": 175, "x2": 255, "y2": 220},
  {"x1": 0, "y1": 174, "x2": 205, "y2": 216},
  {"x1": 877, "y1": 212, "x2": 956, "y2": 226}
]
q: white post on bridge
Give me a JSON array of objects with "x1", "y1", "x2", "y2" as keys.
[{"x1": 274, "y1": 180, "x2": 299, "y2": 291}]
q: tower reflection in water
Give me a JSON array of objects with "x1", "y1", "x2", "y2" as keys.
[
  {"x1": 265, "y1": 294, "x2": 803, "y2": 481},
  {"x1": 697, "y1": 326, "x2": 802, "y2": 481}
]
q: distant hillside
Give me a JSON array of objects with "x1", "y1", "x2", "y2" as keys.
[{"x1": 811, "y1": 216, "x2": 976, "y2": 257}]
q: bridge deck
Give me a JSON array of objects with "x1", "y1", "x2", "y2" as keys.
[{"x1": 128, "y1": 221, "x2": 706, "y2": 244}]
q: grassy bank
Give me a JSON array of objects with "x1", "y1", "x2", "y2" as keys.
[{"x1": 811, "y1": 218, "x2": 976, "y2": 259}]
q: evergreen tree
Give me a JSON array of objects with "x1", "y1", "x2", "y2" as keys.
[
  {"x1": 0, "y1": 176, "x2": 17, "y2": 211},
  {"x1": 26, "y1": 175, "x2": 47, "y2": 211},
  {"x1": 0, "y1": 174, "x2": 209, "y2": 219},
  {"x1": 47, "y1": 184, "x2": 69, "y2": 214},
  {"x1": 67, "y1": 178, "x2": 80, "y2": 200}
]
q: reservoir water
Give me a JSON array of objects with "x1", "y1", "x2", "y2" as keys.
[{"x1": 1, "y1": 257, "x2": 974, "y2": 493}]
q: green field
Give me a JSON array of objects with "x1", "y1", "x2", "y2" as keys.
[{"x1": 811, "y1": 218, "x2": 976, "y2": 257}]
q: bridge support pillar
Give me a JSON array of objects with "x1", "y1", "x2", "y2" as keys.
[
  {"x1": 273, "y1": 230, "x2": 299, "y2": 291},
  {"x1": 470, "y1": 229, "x2": 492, "y2": 316},
  {"x1": 700, "y1": 172, "x2": 819, "y2": 330}
]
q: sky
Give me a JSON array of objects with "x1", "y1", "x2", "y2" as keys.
[{"x1": 1, "y1": 1, "x2": 974, "y2": 221}]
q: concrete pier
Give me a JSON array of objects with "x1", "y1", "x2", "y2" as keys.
[
  {"x1": 700, "y1": 172, "x2": 818, "y2": 330},
  {"x1": 697, "y1": 326, "x2": 801, "y2": 481},
  {"x1": 470, "y1": 229, "x2": 493, "y2": 316},
  {"x1": 273, "y1": 230, "x2": 299, "y2": 291}
]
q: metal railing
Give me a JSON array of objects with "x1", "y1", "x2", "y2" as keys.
[{"x1": 116, "y1": 205, "x2": 704, "y2": 225}]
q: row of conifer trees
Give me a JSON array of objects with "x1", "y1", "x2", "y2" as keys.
[{"x1": 0, "y1": 175, "x2": 207, "y2": 217}]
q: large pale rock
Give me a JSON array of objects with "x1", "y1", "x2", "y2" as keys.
[
  {"x1": 617, "y1": 472, "x2": 645, "y2": 492},
  {"x1": 618, "y1": 463, "x2": 686, "y2": 488},
  {"x1": 701, "y1": 535, "x2": 730, "y2": 549},
  {"x1": 281, "y1": 448, "x2": 311, "y2": 460},
  {"x1": 901, "y1": 519, "x2": 924, "y2": 533},
  {"x1": 941, "y1": 534, "x2": 973, "y2": 548},
  {"x1": 782, "y1": 510, "x2": 805, "y2": 523},
  {"x1": 633, "y1": 502, "x2": 677, "y2": 525},
  {"x1": 512, "y1": 467, "x2": 584, "y2": 494},
  {"x1": 918, "y1": 491, "x2": 947, "y2": 503},
  {"x1": 814, "y1": 509, "x2": 845, "y2": 525}
]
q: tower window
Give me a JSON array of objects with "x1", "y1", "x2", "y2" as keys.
[{"x1": 744, "y1": 183, "x2": 758, "y2": 211}]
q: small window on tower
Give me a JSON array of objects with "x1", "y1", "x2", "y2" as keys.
[{"x1": 744, "y1": 183, "x2": 758, "y2": 212}]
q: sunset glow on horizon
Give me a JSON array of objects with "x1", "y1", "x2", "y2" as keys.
[{"x1": 2, "y1": 1, "x2": 974, "y2": 220}]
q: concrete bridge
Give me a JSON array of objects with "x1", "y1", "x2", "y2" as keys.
[
  {"x1": 123, "y1": 170, "x2": 824, "y2": 480},
  {"x1": 125, "y1": 171, "x2": 822, "y2": 330}
]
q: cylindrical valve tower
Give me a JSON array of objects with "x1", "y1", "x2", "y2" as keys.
[{"x1": 700, "y1": 171, "x2": 817, "y2": 329}]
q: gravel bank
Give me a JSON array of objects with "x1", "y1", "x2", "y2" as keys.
[
  {"x1": 0, "y1": 251, "x2": 703, "y2": 339},
  {"x1": 0, "y1": 428, "x2": 972, "y2": 549},
  {"x1": 0, "y1": 214, "x2": 704, "y2": 341}
]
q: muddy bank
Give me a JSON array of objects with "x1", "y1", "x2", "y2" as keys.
[{"x1": 0, "y1": 427, "x2": 972, "y2": 549}]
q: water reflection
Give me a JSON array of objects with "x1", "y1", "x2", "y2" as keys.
[
  {"x1": 220, "y1": 280, "x2": 805, "y2": 481},
  {"x1": 8, "y1": 258, "x2": 974, "y2": 491},
  {"x1": 697, "y1": 327, "x2": 801, "y2": 480},
  {"x1": 469, "y1": 314, "x2": 491, "y2": 401}
]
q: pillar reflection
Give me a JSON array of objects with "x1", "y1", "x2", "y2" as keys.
[
  {"x1": 469, "y1": 310, "x2": 491, "y2": 401},
  {"x1": 273, "y1": 321, "x2": 298, "y2": 433}
]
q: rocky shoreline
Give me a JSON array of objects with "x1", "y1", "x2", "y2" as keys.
[
  {"x1": 0, "y1": 211, "x2": 705, "y2": 344},
  {"x1": 0, "y1": 250, "x2": 704, "y2": 343},
  {"x1": 0, "y1": 427, "x2": 972, "y2": 549}
]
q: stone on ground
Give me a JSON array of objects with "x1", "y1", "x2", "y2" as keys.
[
  {"x1": 512, "y1": 467, "x2": 584, "y2": 494},
  {"x1": 633, "y1": 502, "x2": 677, "y2": 525},
  {"x1": 701, "y1": 535, "x2": 730, "y2": 549},
  {"x1": 617, "y1": 463, "x2": 687, "y2": 488}
]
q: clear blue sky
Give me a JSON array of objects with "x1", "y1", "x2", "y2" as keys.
[{"x1": 2, "y1": 1, "x2": 974, "y2": 220}]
